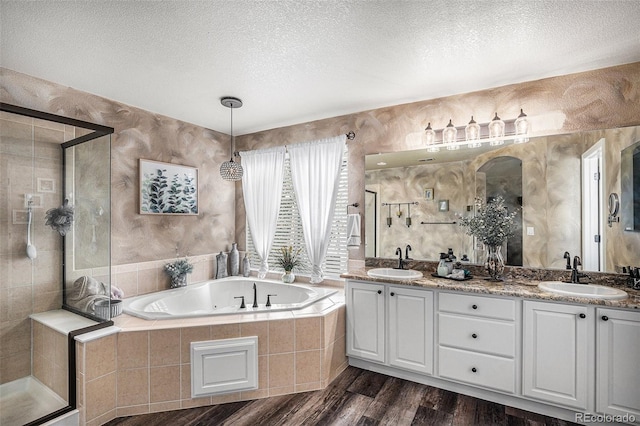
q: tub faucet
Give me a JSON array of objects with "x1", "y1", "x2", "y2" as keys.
[
  {"x1": 570, "y1": 256, "x2": 589, "y2": 284},
  {"x1": 252, "y1": 283, "x2": 258, "y2": 308}
]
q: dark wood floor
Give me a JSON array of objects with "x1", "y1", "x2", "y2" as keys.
[{"x1": 105, "y1": 366, "x2": 579, "y2": 426}]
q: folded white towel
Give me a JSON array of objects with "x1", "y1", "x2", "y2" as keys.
[{"x1": 347, "y1": 213, "x2": 361, "y2": 247}]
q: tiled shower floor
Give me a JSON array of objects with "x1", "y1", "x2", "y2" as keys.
[{"x1": 0, "y1": 376, "x2": 67, "y2": 426}]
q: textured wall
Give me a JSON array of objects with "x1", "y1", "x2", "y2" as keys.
[
  {"x1": 236, "y1": 62, "x2": 640, "y2": 269},
  {"x1": 1, "y1": 68, "x2": 236, "y2": 266}
]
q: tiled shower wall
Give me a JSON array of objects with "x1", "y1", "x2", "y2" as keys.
[{"x1": 0, "y1": 112, "x2": 67, "y2": 384}]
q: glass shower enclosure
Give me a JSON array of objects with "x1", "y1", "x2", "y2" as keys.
[{"x1": 0, "y1": 103, "x2": 113, "y2": 425}]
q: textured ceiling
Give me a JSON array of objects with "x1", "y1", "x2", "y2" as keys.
[{"x1": 1, "y1": 1, "x2": 639, "y2": 135}]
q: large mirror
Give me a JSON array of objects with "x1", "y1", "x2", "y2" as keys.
[{"x1": 365, "y1": 126, "x2": 640, "y2": 273}]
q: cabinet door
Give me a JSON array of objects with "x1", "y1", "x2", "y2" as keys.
[
  {"x1": 346, "y1": 281, "x2": 385, "y2": 363},
  {"x1": 388, "y1": 286, "x2": 433, "y2": 374},
  {"x1": 523, "y1": 301, "x2": 588, "y2": 409},
  {"x1": 596, "y1": 308, "x2": 640, "y2": 417}
]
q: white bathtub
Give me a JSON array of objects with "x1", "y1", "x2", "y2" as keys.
[{"x1": 122, "y1": 277, "x2": 337, "y2": 320}]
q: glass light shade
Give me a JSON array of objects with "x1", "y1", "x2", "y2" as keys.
[
  {"x1": 220, "y1": 159, "x2": 243, "y2": 181},
  {"x1": 424, "y1": 122, "x2": 440, "y2": 152},
  {"x1": 514, "y1": 108, "x2": 530, "y2": 144},
  {"x1": 442, "y1": 119, "x2": 457, "y2": 144},
  {"x1": 465, "y1": 116, "x2": 481, "y2": 148},
  {"x1": 488, "y1": 112, "x2": 505, "y2": 145}
]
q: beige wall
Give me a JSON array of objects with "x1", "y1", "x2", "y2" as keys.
[
  {"x1": 235, "y1": 62, "x2": 640, "y2": 266},
  {"x1": 2, "y1": 62, "x2": 640, "y2": 274},
  {"x1": 1, "y1": 68, "x2": 237, "y2": 267}
]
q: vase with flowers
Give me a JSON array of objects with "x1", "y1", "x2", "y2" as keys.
[
  {"x1": 164, "y1": 257, "x2": 194, "y2": 288},
  {"x1": 458, "y1": 196, "x2": 518, "y2": 281},
  {"x1": 277, "y1": 246, "x2": 302, "y2": 283}
]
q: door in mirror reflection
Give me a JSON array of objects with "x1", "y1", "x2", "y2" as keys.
[
  {"x1": 477, "y1": 156, "x2": 523, "y2": 266},
  {"x1": 582, "y1": 140, "x2": 604, "y2": 271}
]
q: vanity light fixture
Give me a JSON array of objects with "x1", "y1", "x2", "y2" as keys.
[
  {"x1": 465, "y1": 116, "x2": 482, "y2": 148},
  {"x1": 513, "y1": 109, "x2": 530, "y2": 144},
  {"x1": 423, "y1": 110, "x2": 531, "y2": 150},
  {"x1": 443, "y1": 119, "x2": 458, "y2": 147},
  {"x1": 220, "y1": 96, "x2": 244, "y2": 181},
  {"x1": 488, "y1": 112, "x2": 505, "y2": 145},
  {"x1": 424, "y1": 122, "x2": 438, "y2": 152}
]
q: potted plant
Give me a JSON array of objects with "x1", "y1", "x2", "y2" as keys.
[
  {"x1": 164, "y1": 257, "x2": 194, "y2": 288},
  {"x1": 458, "y1": 196, "x2": 518, "y2": 281},
  {"x1": 277, "y1": 246, "x2": 302, "y2": 283}
]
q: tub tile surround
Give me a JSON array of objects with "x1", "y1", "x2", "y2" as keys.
[{"x1": 75, "y1": 297, "x2": 346, "y2": 425}]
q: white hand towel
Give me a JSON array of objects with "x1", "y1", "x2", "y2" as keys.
[{"x1": 347, "y1": 213, "x2": 361, "y2": 247}]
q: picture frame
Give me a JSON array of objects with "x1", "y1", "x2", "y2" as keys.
[
  {"x1": 139, "y1": 159, "x2": 198, "y2": 215},
  {"x1": 424, "y1": 187, "x2": 434, "y2": 201},
  {"x1": 438, "y1": 200, "x2": 449, "y2": 212}
]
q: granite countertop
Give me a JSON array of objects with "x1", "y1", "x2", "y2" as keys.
[{"x1": 341, "y1": 268, "x2": 640, "y2": 310}]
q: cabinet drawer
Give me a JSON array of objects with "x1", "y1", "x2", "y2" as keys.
[
  {"x1": 439, "y1": 292, "x2": 515, "y2": 321},
  {"x1": 438, "y1": 347, "x2": 515, "y2": 394},
  {"x1": 439, "y1": 313, "x2": 515, "y2": 357}
]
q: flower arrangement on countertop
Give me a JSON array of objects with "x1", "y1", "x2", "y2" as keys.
[
  {"x1": 164, "y1": 257, "x2": 194, "y2": 279},
  {"x1": 458, "y1": 196, "x2": 519, "y2": 246},
  {"x1": 276, "y1": 246, "x2": 302, "y2": 272},
  {"x1": 44, "y1": 199, "x2": 74, "y2": 236}
]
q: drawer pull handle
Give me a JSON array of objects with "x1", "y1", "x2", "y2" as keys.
[
  {"x1": 377, "y1": 290, "x2": 382, "y2": 295},
  {"x1": 579, "y1": 313, "x2": 586, "y2": 319},
  {"x1": 390, "y1": 292, "x2": 395, "y2": 296},
  {"x1": 471, "y1": 333, "x2": 478, "y2": 339},
  {"x1": 602, "y1": 315, "x2": 609, "y2": 321},
  {"x1": 471, "y1": 367, "x2": 477, "y2": 373},
  {"x1": 472, "y1": 304, "x2": 478, "y2": 310}
]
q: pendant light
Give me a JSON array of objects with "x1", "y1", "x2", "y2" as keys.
[{"x1": 220, "y1": 96, "x2": 243, "y2": 181}]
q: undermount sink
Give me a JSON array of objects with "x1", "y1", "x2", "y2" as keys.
[
  {"x1": 538, "y1": 281, "x2": 628, "y2": 300},
  {"x1": 367, "y1": 268, "x2": 423, "y2": 280}
]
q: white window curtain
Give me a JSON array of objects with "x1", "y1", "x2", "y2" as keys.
[
  {"x1": 288, "y1": 135, "x2": 346, "y2": 283},
  {"x1": 240, "y1": 146, "x2": 286, "y2": 278}
]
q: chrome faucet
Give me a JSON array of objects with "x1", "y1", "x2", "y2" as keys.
[{"x1": 570, "y1": 256, "x2": 589, "y2": 284}]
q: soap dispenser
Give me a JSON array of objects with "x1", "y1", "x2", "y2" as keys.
[{"x1": 437, "y1": 253, "x2": 449, "y2": 277}]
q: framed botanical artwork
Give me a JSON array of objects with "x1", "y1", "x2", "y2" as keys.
[
  {"x1": 139, "y1": 159, "x2": 198, "y2": 215},
  {"x1": 438, "y1": 200, "x2": 449, "y2": 212},
  {"x1": 424, "y1": 187, "x2": 434, "y2": 201}
]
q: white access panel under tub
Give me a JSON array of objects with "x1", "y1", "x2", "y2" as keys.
[{"x1": 191, "y1": 336, "x2": 258, "y2": 398}]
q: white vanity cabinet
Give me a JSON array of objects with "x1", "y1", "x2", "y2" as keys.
[
  {"x1": 596, "y1": 308, "x2": 640, "y2": 418},
  {"x1": 346, "y1": 281, "x2": 385, "y2": 362},
  {"x1": 522, "y1": 300, "x2": 589, "y2": 410},
  {"x1": 346, "y1": 281, "x2": 434, "y2": 374},
  {"x1": 388, "y1": 286, "x2": 434, "y2": 374},
  {"x1": 437, "y1": 292, "x2": 518, "y2": 394}
]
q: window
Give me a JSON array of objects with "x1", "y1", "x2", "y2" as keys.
[{"x1": 247, "y1": 146, "x2": 349, "y2": 278}]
